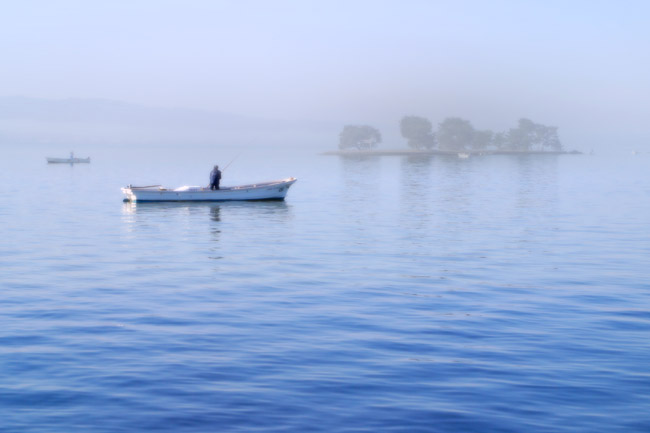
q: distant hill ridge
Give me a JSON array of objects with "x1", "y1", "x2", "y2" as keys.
[
  {"x1": 0, "y1": 96, "x2": 286, "y2": 128},
  {"x1": 0, "y1": 96, "x2": 336, "y2": 146}
]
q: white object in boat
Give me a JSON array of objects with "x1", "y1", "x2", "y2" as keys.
[{"x1": 122, "y1": 177, "x2": 297, "y2": 202}]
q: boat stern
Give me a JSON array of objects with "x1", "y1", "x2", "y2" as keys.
[{"x1": 121, "y1": 186, "x2": 135, "y2": 202}]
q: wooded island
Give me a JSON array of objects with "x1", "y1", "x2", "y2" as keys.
[{"x1": 328, "y1": 116, "x2": 579, "y2": 155}]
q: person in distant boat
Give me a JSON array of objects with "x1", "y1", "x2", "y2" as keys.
[{"x1": 209, "y1": 165, "x2": 222, "y2": 190}]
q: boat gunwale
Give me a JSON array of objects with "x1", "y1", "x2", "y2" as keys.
[{"x1": 124, "y1": 178, "x2": 296, "y2": 193}]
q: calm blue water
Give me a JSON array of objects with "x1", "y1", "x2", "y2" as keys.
[{"x1": 1, "y1": 144, "x2": 649, "y2": 432}]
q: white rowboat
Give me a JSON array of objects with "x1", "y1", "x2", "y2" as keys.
[{"x1": 122, "y1": 177, "x2": 297, "y2": 202}]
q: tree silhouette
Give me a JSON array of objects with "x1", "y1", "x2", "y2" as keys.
[
  {"x1": 339, "y1": 125, "x2": 382, "y2": 150},
  {"x1": 492, "y1": 132, "x2": 508, "y2": 149},
  {"x1": 472, "y1": 129, "x2": 493, "y2": 150},
  {"x1": 506, "y1": 118, "x2": 562, "y2": 151},
  {"x1": 400, "y1": 116, "x2": 436, "y2": 149},
  {"x1": 437, "y1": 117, "x2": 475, "y2": 151},
  {"x1": 539, "y1": 125, "x2": 562, "y2": 151}
]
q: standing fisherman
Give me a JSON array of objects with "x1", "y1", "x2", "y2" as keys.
[{"x1": 209, "y1": 165, "x2": 222, "y2": 190}]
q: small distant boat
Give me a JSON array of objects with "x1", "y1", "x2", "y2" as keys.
[
  {"x1": 47, "y1": 157, "x2": 91, "y2": 163},
  {"x1": 46, "y1": 152, "x2": 90, "y2": 164},
  {"x1": 122, "y1": 177, "x2": 297, "y2": 202},
  {"x1": 457, "y1": 152, "x2": 470, "y2": 159}
]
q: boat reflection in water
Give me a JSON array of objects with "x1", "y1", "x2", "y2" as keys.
[
  {"x1": 121, "y1": 200, "x2": 292, "y2": 262},
  {"x1": 121, "y1": 200, "x2": 291, "y2": 223}
]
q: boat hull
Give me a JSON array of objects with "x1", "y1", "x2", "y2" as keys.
[
  {"x1": 122, "y1": 178, "x2": 297, "y2": 202},
  {"x1": 47, "y1": 157, "x2": 91, "y2": 163}
]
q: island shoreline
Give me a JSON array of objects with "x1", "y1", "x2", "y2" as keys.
[{"x1": 322, "y1": 149, "x2": 583, "y2": 156}]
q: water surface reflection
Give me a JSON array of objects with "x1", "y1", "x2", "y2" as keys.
[
  {"x1": 121, "y1": 201, "x2": 291, "y2": 236},
  {"x1": 122, "y1": 200, "x2": 290, "y2": 218},
  {"x1": 511, "y1": 154, "x2": 559, "y2": 214},
  {"x1": 399, "y1": 155, "x2": 435, "y2": 234},
  {"x1": 120, "y1": 201, "x2": 292, "y2": 265}
]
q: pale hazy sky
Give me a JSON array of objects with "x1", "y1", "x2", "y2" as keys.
[{"x1": 2, "y1": 0, "x2": 650, "y2": 146}]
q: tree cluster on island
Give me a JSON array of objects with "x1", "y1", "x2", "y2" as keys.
[
  {"x1": 338, "y1": 124, "x2": 383, "y2": 150},
  {"x1": 338, "y1": 116, "x2": 563, "y2": 152}
]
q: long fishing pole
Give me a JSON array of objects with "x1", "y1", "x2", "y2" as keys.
[{"x1": 221, "y1": 152, "x2": 242, "y2": 172}]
